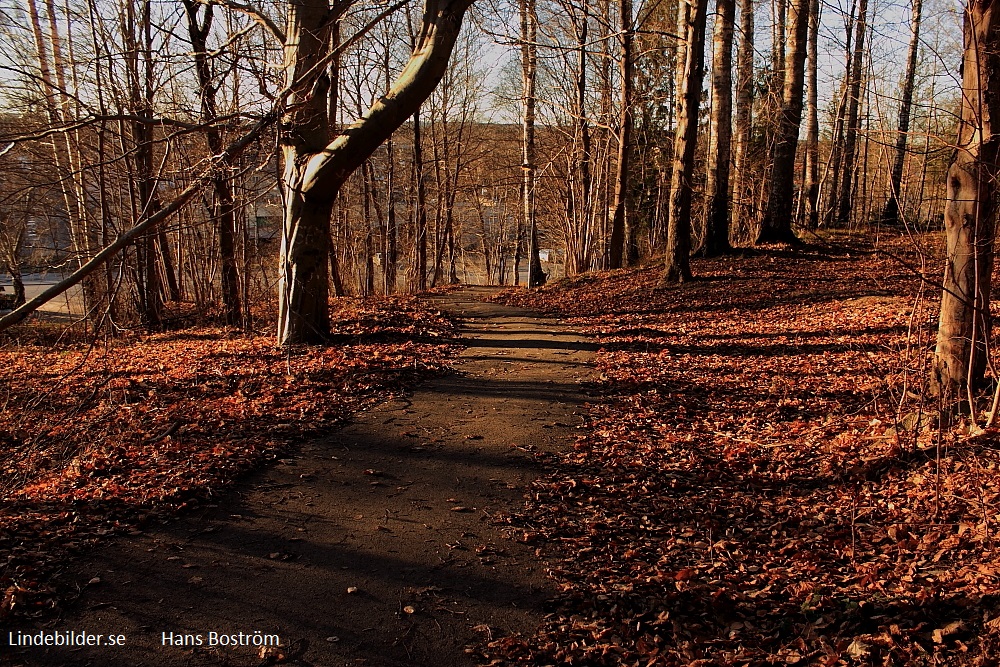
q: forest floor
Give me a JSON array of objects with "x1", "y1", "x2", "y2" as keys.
[
  {"x1": 4, "y1": 231, "x2": 1000, "y2": 667},
  {"x1": 483, "y1": 232, "x2": 1000, "y2": 666},
  {"x1": 0, "y1": 288, "x2": 595, "y2": 666}
]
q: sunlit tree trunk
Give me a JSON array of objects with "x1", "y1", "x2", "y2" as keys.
[
  {"x1": 881, "y1": 0, "x2": 922, "y2": 224},
  {"x1": 835, "y1": 0, "x2": 867, "y2": 227},
  {"x1": 756, "y1": 0, "x2": 808, "y2": 243},
  {"x1": 570, "y1": 0, "x2": 594, "y2": 275},
  {"x1": 802, "y1": 0, "x2": 820, "y2": 230},
  {"x1": 278, "y1": 0, "x2": 474, "y2": 344},
  {"x1": 931, "y1": 0, "x2": 1000, "y2": 403},
  {"x1": 733, "y1": 0, "x2": 755, "y2": 236},
  {"x1": 704, "y1": 0, "x2": 735, "y2": 255},
  {"x1": 27, "y1": 0, "x2": 106, "y2": 320},
  {"x1": 608, "y1": 0, "x2": 634, "y2": 268},
  {"x1": 821, "y1": 0, "x2": 855, "y2": 227},
  {"x1": 46, "y1": 0, "x2": 98, "y2": 297},
  {"x1": 771, "y1": 0, "x2": 786, "y2": 77},
  {"x1": 661, "y1": 0, "x2": 708, "y2": 283},
  {"x1": 87, "y1": 0, "x2": 117, "y2": 322}
]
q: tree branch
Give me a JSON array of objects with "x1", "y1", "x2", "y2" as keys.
[
  {"x1": 303, "y1": 0, "x2": 476, "y2": 194},
  {"x1": 196, "y1": 0, "x2": 287, "y2": 44},
  {"x1": 0, "y1": 107, "x2": 280, "y2": 333}
]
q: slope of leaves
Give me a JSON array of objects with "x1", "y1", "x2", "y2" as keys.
[
  {"x1": 487, "y1": 236, "x2": 1000, "y2": 666},
  {"x1": 0, "y1": 296, "x2": 457, "y2": 621}
]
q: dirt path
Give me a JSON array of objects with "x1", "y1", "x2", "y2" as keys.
[{"x1": 6, "y1": 287, "x2": 593, "y2": 667}]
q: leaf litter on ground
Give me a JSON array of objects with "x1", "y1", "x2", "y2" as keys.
[
  {"x1": 485, "y1": 233, "x2": 1000, "y2": 666},
  {"x1": 0, "y1": 296, "x2": 458, "y2": 622}
]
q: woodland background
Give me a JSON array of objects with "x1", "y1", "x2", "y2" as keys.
[
  {"x1": 4, "y1": 0, "x2": 1000, "y2": 664},
  {"x1": 0, "y1": 0, "x2": 961, "y2": 318}
]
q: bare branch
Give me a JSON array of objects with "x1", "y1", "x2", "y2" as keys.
[
  {"x1": 0, "y1": 107, "x2": 281, "y2": 333},
  {"x1": 197, "y1": 0, "x2": 287, "y2": 44},
  {"x1": 0, "y1": 112, "x2": 258, "y2": 145}
]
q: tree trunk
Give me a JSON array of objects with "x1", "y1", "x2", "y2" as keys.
[
  {"x1": 385, "y1": 137, "x2": 398, "y2": 293},
  {"x1": 761, "y1": 0, "x2": 786, "y2": 198},
  {"x1": 27, "y1": 0, "x2": 105, "y2": 321},
  {"x1": 513, "y1": 223, "x2": 523, "y2": 286},
  {"x1": 330, "y1": 208, "x2": 347, "y2": 297},
  {"x1": 123, "y1": 0, "x2": 165, "y2": 327},
  {"x1": 278, "y1": 189, "x2": 334, "y2": 340},
  {"x1": 703, "y1": 0, "x2": 735, "y2": 256},
  {"x1": 46, "y1": 0, "x2": 100, "y2": 307},
  {"x1": 820, "y1": 0, "x2": 855, "y2": 227},
  {"x1": 931, "y1": 0, "x2": 1000, "y2": 404},
  {"x1": 11, "y1": 273, "x2": 25, "y2": 308},
  {"x1": 184, "y1": 0, "x2": 243, "y2": 326},
  {"x1": 608, "y1": 0, "x2": 634, "y2": 268},
  {"x1": 362, "y1": 162, "x2": 377, "y2": 296},
  {"x1": 881, "y1": 0, "x2": 922, "y2": 224},
  {"x1": 521, "y1": 0, "x2": 546, "y2": 285},
  {"x1": 278, "y1": 0, "x2": 474, "y2": 344},
  {"x1": 597, "y1": 0, "x2": 614, "y2": 270},
  {"x1": 733, "y1": 0, "x2": 755, "y2": 236},
  {"x1": 772, "y1": 0, "x2": 786, "y2": 76},
  {"x1": 802, "y1": 0, "x2": 820, "y2": 230},
  {"x1": 157, "y1": 229, "x2": 181, "y2": 301},
  {"x1": 383, "y1": 32, "x2": 398, "y2": 294},
  {"x1": 835, "y1": 0, "x2": 867, "y2": 227},
  {"x1": 527, "y1": 220, "x2": 545, "y2": 287},
  {"x1": 412, "y1": 108, "x2": 429, "y2": 291},
  {"x1": 570, "y1": 0, "x2": 593, "y2": 275},
  {"x1": 756, "y1": 0, "x2": 809, "y2": 243},
  {"x1": 661, "y1": 0, "x2": 708, "y2": 283}
]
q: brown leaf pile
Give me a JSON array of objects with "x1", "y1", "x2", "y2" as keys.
[
  {"x1": 0, "y1": 296, "x2": 457, "y2": 621},
  {"x1": 487, "y1": 236, "x2": 1000, "y2": 666}
]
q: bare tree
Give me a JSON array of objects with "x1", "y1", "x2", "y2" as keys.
[
  {"x1": 756, "y1": 0, "x2": 808, "y2": 243},
  {"x1": 0, "y1": 0, "x2": 461, "y2": 336},
  {"x1": 801, "y1": 0, "x2": 820, "y2": 230},
  {"x1": 411, "y1": 106, "x2": 429, "y2": 291},
  {"x1": 834, "y1": 0, "x2": 867, "y2": 228},
  {"x1": 565, "y1": 0, "x2": 596, "y2": 275},
  {"x1": 522, "y1": 0, "x2": 546, "y2": 285},
  {"x1": 661, "y1": 0, "x2": 708, "y2": 283},
  {"x1": 733, "y1": 0, "x2": 755, "y2": 235},
  {"x1": 931, "y1": 0, "x2": 1000, "y2": 406},
  {"x1": 607, "y1": 0, "x2": 634, "y2": 268},
  {"x1": 703, "y1": 0, "x2": 735, "y2": 255},
  {"x1": 881, "y1": 0, "x2": 923, "y2": 225},
  {"x1": 184, "y1": 0, "x2": 243, "y2": 327},
  {"x1": 25, "y1": 0, "x2": 103, "y2": 318},
  {"x1": 277, "y1": 0, "x2": 474, "y2": 344}
]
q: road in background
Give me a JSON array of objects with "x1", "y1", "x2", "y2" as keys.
[{"x1": 1, "y1": 274, "x2": 84, "y2": 318}]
